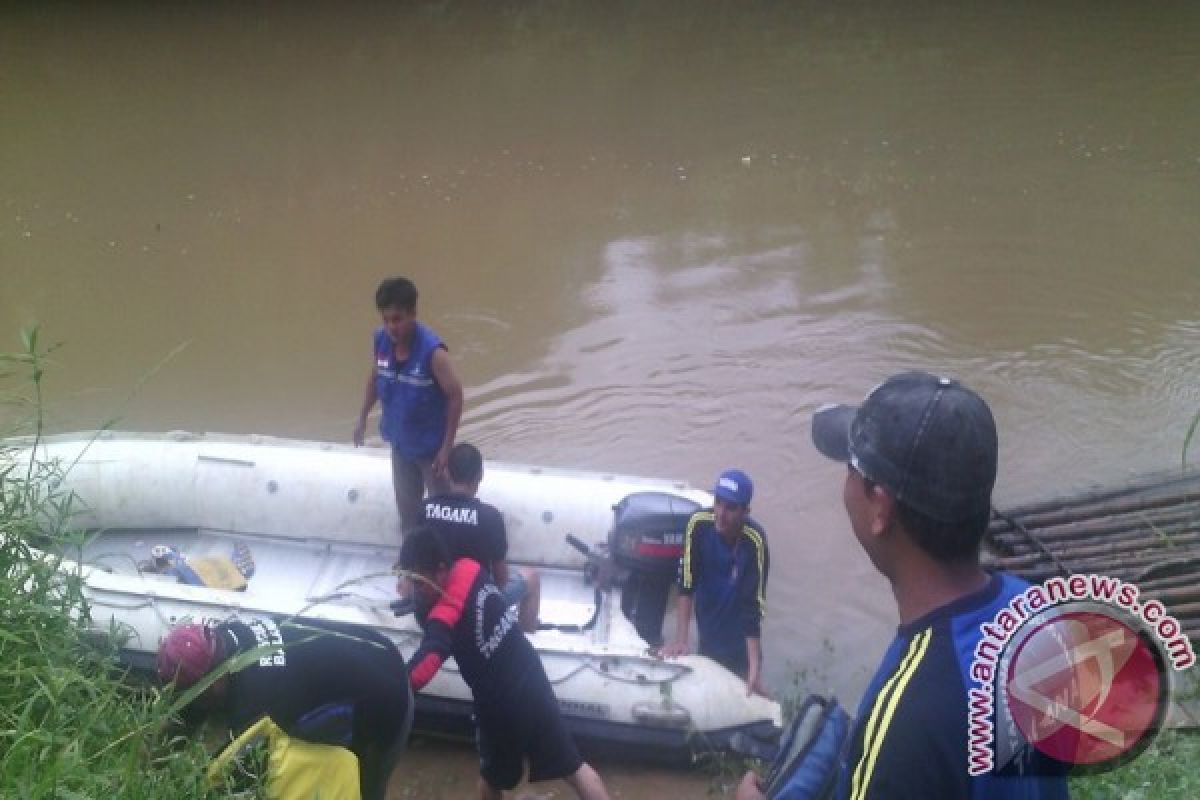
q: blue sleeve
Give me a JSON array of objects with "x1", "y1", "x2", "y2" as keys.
[
  {"x1": 739, "y1": 550, "x2": 763, "y2": 638},
  {"x1": 741, "y1": 525, "x2": 769, "y2": 637},
  {"x1": 762, "y1": 533, "x2": 770, "y2": 591}
]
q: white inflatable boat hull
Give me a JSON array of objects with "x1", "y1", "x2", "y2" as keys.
[{"x1": 11, "y1": 431, "x2": 782, "y2": 761}]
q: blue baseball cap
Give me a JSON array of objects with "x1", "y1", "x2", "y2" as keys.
[{"x1": 714, "y1": 469, "x2": 754, "y2": 506}]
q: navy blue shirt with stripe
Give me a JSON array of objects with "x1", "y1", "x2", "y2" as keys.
[
  {"x1": 676, "y1": 510, "x2": 769, "y2": 675},
  {"x1": 837, "y1": 572, "x2": 1069, "y2": 800}
]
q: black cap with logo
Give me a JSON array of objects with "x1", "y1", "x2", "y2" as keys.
[{"x1": 811, "y1": 371, "x2": 998, "y2": 523}]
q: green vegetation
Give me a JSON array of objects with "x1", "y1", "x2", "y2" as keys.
[
  {"x1": 1184, "y1": 407, "x2": 1200, "y2": 471},
  {"x1": 0, "y1": 328, "x2": 256, "y2": 798},
  {"x1": 1069, "y1": 730, "x2": 1200, "y2": 800},
  {"x1": 1071, "y1": 404, "x2": 1200, "y2": 796}
]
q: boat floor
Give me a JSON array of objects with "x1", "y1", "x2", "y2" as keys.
[{"x1": 77, "y1": 527, "x2": 606, "y2": 634}]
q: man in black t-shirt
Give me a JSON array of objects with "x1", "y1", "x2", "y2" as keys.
[
  {"x1": 421, "y1": 442, "x2": 541, "y2": 632},
  {"x1": 157, "y1": 616, "x2": 411, "y2": 800},
  {"x1": 400, "y1": 525, "x2": 610, "y2": 800}
]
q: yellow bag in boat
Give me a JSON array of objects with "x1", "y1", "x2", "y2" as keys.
[
  {"x1": 177, "y1": 555, "x2": 248, "y2": 590},
  {"x1": 208, "y1": 715, "x2": 361, "y2": 800}
]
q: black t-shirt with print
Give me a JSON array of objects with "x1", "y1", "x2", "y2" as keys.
[
  {"x1": 217, "y1": 617, "x2": 408, "y2": 749},
  {"x1": 423, "y1": 493, "x2": 508, "y2": 569},
  {"x1": 408, "y1": 558, "x2": 542, "y2": 708}
]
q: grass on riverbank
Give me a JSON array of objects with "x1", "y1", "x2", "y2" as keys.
[
  {"x1": 0, "y1": 329, "x2": 256, "y2": 798},
  {"x1": 1185, "y1": 407, "x2": 1200, "y2": 470},
  {"x1": 1069, "y1": 729, "x2": 1200, "y2": 799}
]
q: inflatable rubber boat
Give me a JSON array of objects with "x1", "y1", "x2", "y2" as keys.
[{"x1": 11, "y1": 431, "x2": 782, "y2": 763}]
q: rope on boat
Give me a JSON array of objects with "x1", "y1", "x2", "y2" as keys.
[{"x1": 543, "y1": 658, "x2": 690, "y2": 687}]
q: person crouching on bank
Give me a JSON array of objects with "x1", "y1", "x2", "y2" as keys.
[{"x1": 157, "y1": 616, "x2": 412, "y2": 800}]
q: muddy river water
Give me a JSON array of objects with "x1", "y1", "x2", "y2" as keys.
[{"x1": 3, "y1": 3, "x2": 1198, "y2": 795}]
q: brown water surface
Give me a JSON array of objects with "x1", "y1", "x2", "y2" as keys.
[
  {"x1": 388, "y1": 736, "x2": 717, "y2": 799},
  {"x1": 3, "y1": 3, "x2": 1200, "y2": 795}
]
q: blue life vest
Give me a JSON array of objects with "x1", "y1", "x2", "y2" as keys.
[{"x1": 374, "y1": 323, "x2": 448, "y2": 459}]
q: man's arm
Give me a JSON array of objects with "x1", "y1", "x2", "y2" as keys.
[
  {"x1": 662, "y1": 513, "x2": 702, "y2": 657},
  {"x1": 429, "y1": 347, "x2": 463, "y2": 478},
  {"x1": 353, "y1": 366, "x2": 378, "y2": 446},
  {"x1": 492, "y1": 560, "x2": 510, "y2": 589},
  {"x1": 662, "y1": 593, "x2": 693, "y2": 657},
  {"x1": 744, "y1": 636, "x2": 765, "y2": 697},
  {"x1": 734, "y1": 771, "x2": 766, "y2": 800},
  {"x1": 408, "y1": 621, "x2": 452, "y2": 692},
  {"x1": 740, "y1": 526, "x2": 769, "y2": 694},
  {"x1": 409, "y1": 560, "x2": 476, "y2": 691}
]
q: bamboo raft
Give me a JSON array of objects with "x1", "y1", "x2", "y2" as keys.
[{"x1": 984, "y1": 470, "x2": 1200, "y2": 643}]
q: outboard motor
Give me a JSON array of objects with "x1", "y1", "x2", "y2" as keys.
[{"x1": 609, "y1": 492, "x2": 701, "y2": 646}]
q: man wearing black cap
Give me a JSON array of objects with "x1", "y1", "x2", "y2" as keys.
[
  {"x1": 663, "y1": 468, "x2": 770, "y2": 696},
  {"x1": 758, "y1": 371, "x2": 1065, "y2": 799}
]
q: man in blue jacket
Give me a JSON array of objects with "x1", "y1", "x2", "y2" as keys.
[{"x1": 353, "y1": 276, "x2": 464, "y2": 534}]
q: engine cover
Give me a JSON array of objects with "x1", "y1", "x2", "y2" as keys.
[{"x1": 609, "y1": 491, "x2": 702, "y2": 577}]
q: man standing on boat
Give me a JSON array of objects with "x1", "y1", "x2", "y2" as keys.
[
  {"x1": 737, "y1": 371, "x2": 1067, "y2": 799},
  {"x1": 422, "y1": 441, "x2": 542, "y2": 633},
  {"x1": 663, "y1": 468, "x2": 770, "y2": 697},
  {"x1": 353, "y1": 276, "x2": 464, "y2": 534}
]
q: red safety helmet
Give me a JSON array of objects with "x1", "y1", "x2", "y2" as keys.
[{"x1": 157, "y1": 623, "x2": 216, "y2": 688}]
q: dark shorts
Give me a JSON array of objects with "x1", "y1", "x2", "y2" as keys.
[{"x1": 475, "y1": 678, "x2": 582, "y2": 790}]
